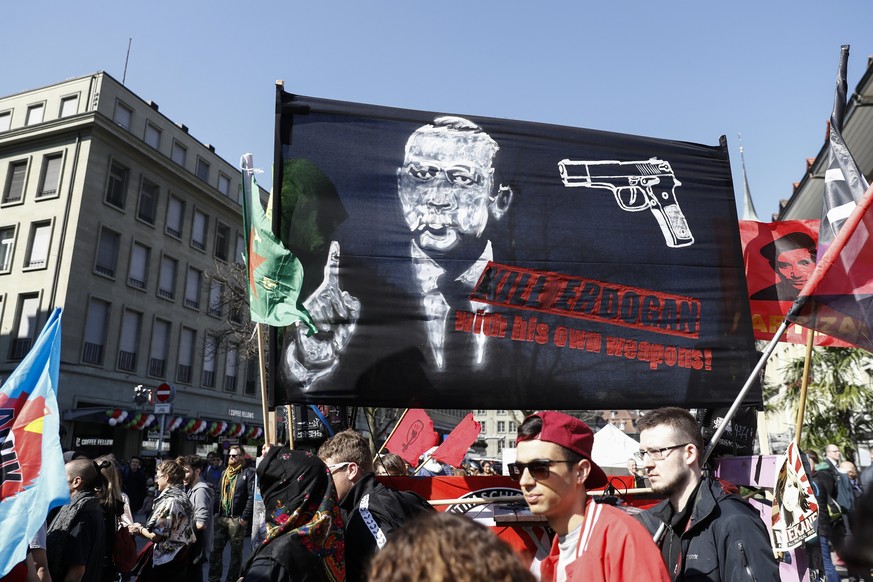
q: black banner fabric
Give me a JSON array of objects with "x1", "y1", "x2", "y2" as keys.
[{"x1": 273, "y1": 92, "x2": 758, "y2": 409}]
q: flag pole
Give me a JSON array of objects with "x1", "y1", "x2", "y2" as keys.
[
  {"x1": 256, "y1": 323, "x2": 274, "y2": 445},
  {"x1": 793, "y1": 326, "x2": 817, "y2": 444},
  {"x1": 286, "y1": 405, "x2": 295, "y2": 449},
  {"x1": 702, "y1": 319, "x2": 790, "y2": 464},
  {"x1": 374, "y1": 408, "x2": 410, "y2": 458}
]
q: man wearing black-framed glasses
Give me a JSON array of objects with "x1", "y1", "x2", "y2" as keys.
[
  {"x1": 636, "y1": 407, "x2": 778, "y2": 580},
  {"x1": 514, "y1": 411, "x2": 669, "y2": 582}
]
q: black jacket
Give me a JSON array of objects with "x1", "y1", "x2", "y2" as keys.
[
  {"x1": 243, "y1": 534, "x2": 331, "y2": 582},
  {"x1": 219, "y1": 466, "x2": 255, "y2": 523},
  {"x1": 340, "y1": 473, "x2": 433, "y2": 582},
  {"x1": 637, "y1": 478, "x2": 779, "y2": 581}
]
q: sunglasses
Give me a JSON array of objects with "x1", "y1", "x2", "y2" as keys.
[{"x1": 508, "y1": 459, "x2": 576, "y2": 481}]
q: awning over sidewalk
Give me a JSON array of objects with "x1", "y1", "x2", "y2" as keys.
[{"x1": 63, "y1": 407, "x2": 264, "y2": 440}]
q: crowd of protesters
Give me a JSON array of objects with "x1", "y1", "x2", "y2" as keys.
[{"x1": 6, "y1": 413, "x2": 873, "y2": 582}]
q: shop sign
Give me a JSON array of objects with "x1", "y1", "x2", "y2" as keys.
[{"x1": 75, "y1": 437, "x2": 113, "y2": 447}]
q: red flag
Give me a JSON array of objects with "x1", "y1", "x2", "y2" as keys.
[
  {"x1": 384, "y1": 409, "x2": 438, "y2": 466},
  {"x1": 787, "y1": 181, "x2": 873, "y2": 351},
  {"x1": 739, "y1": 219, "x2": 850, "y2": 347},
  {"x1": 431, "y1": 413, "x2": 481, "y2": 468}
]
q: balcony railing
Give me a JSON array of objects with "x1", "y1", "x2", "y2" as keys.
[
  {"x1": 202, "y1": 370, "x2": 215, "y2": 387},
  {"x1": 176, "y1": 364, "x2": 191, "y2": 384},
  {"x1": 224, "y1": 376, "x2": 237, "y2": 392},
  {"x1": 148, "y1": 358, "x2": 165, "y2": 377},
  {"x1": 10, "y1": 338, "x2": 33, "y2": 360},
  {"x1": 82, "y1": 342, "x2": 104, "y2": 364},
  {"x1": 117, "y1": 350, "x2": 136, "y2": 371}
]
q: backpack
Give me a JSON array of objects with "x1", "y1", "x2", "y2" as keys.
[
  {"x1": 834, "y1": 470, "x2": 855, "y2": 513},
  {"x1": 812, "y1": 480, "x2": 842, "y2": 524}
]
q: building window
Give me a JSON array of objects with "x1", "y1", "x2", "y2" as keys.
[
  {"x1": 148, "y1": 319, "x2": 170, "y2": 378},
  {"x1": 509, "y1": 421, "x2": 516, "y2": 432},
  {"x1": 25, "y1": 221, "x2": 51, "y2": 270},
  {"x1": 37, "y1": 153, "x2": 63, "y2": 199},
  {"x1": 157, "y1": 255, "x2": 177, "y2": 300},
  {"x1": 230, "y1": 302, "x2": 244, "y2": 324},
  {"x1": 191, "y1": 210, "x2": 208, "y2": 251},
  {"x1": 218, "y1": 173, "x2": 231, "y2": 196},
  {"x1": 137, "y1": 177, "x2": 159, "y2": 225},
  {"x1": 117, "y1": 309, "x2": 141, "y2": 372},
  {"x1": 195, "y1": 157, "x2": 210, "y2": 182},
  {"x1": 105, "y1": 160, "x2": 129, "y2": 209},
  {"x1": 144, "y1": 122, "x2": 161, "y2": 149},
  {"x1": 224, "y1": 344, "x2": 238, "y2": 392},
  {"x1": 245, "y1": 358, "x2": 258, "y2": 396},
  {"x1": 497, "y1": 421, "x2": 506, "y2": 433},
  {"x1": 208, "y1": 281, "x2": 223, "y2": 317},
  {"x1": 235, "y1": 233, "x2": 245, "y2": 265},
  {"x1": 0, "y1": 226, "x2": 16, "y2": 273},
  {"x1": 177, "y1": 327, "x2": 195, "y2": 384},
  {"x1": 59, "y1": 95, "x2": 79, "y2": 118},
  {"x1": 127, "y1": 242, "x2": 150, "y2": 290},
  {"x1": 82, "y1": 298, "x2": 110, "y2": 365},
  {"x1": 95, "y1": 227, "x2": 120, "y2": 278},
  {"x1": 4, "y1": 160, "x2": 28, "y2": 204},
  {"x1": 0, "y1": 111, "x2": 10, "y2": 132},
  {"x1": 171, "y1": 140, "x2": 187, "y2": 167},
  {"x1": 184, "y1": 267, "x2": 202, "y2": 309},
  {"x1": 25, "y1": 103, "x2": 44, "y2": 126},
  {"x1": 11, "y1": 295, "x2": 40, "y2": 360},
  {"x1": 165, "y1": 196, "x2": 184, "y2": 238},
  {"x1": 214, "y1": 222, "x2": 230, "y2": 261},
  {"x1": 114, "y1": 101, "x2": 133, "y2": 130},
  {"x1": 202, "y1": 335, "x2": 216, "y2": 387}
]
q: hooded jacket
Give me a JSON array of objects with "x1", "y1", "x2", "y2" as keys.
[
  {"x1": 637, "y1": 477, "x2": 779, "y2": 581},
  {"x1": 340, "y1": 472, "x2": 432, "y2": 582}
]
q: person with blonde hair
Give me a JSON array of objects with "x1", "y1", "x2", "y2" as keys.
[{"x1": 368, "y1": 512, "x2": 534, "y2": 582}]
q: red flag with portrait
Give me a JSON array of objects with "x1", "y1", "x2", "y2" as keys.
[
  {"x1": 384, "y1": 409, "x2": 438, "y2": 466},
  {"x1": 739, "y1": 220, "x2": 850, "y2": 347}
]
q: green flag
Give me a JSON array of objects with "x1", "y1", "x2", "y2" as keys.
[{"x1": 241, "y1": 171, "x2": 315, "y2": 331}]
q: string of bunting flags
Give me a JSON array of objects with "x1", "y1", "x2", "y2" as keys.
[{"x1": 101, "y1": 408, "x2": 263, "y2": 439}]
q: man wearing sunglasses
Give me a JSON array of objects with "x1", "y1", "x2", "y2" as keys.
[
  {"x1": 209, "y1": 446, "x2": 255, "y2": 582},
  {"x1": 636, "y1": 407, "x2": 779, "y2": 580},
  {"x1": 318, "y1": 429, "x2": 432, "y2": 582},
  {"x1": 514, "y1": 411, "x2": 669, "y2": 582}
]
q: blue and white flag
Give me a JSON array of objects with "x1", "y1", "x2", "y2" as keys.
[{"x1": 0, "y1": 307, "x2": 69, "y2": 576}]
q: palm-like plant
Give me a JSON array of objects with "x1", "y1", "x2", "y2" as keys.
[{"x1": 767, "y1": 347, "x2": 873, "y2": 461}]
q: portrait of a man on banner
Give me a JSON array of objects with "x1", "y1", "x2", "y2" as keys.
[{"x1": 272, "y1": 92, "x2": 758, "y2": 410}]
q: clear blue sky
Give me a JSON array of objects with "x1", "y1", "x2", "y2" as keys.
[{"x1": 4, "y1": 1, "x2": 872, "y2": 220}]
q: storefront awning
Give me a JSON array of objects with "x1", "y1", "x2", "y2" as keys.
[{"x1": 63, "y1": 407, "x2": 263, "y2": 440}]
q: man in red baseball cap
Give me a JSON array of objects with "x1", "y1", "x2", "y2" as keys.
[{"x1": 513, "y1": 411, "x2": 669, "y2": 582}]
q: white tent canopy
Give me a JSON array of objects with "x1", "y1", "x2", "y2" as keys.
[{"x1": 592, "y1": 423, "x2": 640, "y2": 473}]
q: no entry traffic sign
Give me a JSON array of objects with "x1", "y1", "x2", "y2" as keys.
[{"x1": 154, "y1": 383, "x2": 175, "y2": 403}]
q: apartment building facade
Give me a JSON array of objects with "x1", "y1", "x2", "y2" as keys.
[{"x1": 0, "y1": 72, "x2": 263, "y2": 459}]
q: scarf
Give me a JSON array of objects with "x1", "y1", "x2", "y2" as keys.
[
  {"x1": 220, "y1": 462, "x2": 242, "y2": 515},
  {"x1": 244, "y1": 446, "x2": 345, "y2": 582}
]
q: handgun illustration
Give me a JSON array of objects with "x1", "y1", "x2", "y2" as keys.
[{"x1": 558, "y1": 158, "x2": 694, "y2": 248}]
